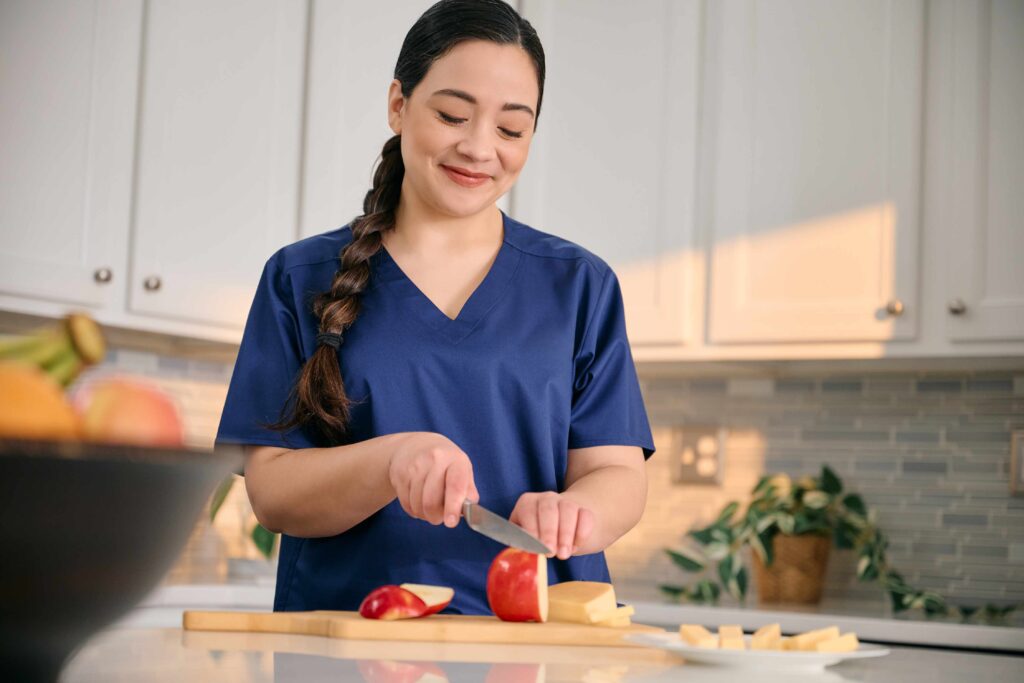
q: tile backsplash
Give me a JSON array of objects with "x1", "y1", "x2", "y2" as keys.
[{"x1": 80, "y1": 345, "x2": 1024, "y2": 609}]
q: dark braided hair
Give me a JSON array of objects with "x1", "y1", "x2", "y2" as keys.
[{"x1": 267, "y1": 0, "x2": 545, "y2": 445}]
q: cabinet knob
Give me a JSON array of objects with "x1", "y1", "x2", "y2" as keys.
[
  {"x1": 93, "y1": 267, "x2": 113, "y2": 284},
  {"x1": 143, "y1": 276, "x2": 162, "y2": 292},
  {"x1": 948, "y1": 298, "x2": 967, "y2": 315},
  {"x1": 885, "y1": 299, "x2": 905, "y2": 317}
]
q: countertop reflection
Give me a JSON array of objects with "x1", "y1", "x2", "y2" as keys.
[{"x1": 60, "y1": 626, "x2": 1024, "y2": 683}]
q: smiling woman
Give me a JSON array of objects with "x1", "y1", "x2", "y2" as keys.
[{"x1": 215, "y1": 0, "x2": 655, "y2": 616}]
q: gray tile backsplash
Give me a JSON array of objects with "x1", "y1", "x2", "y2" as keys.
[
  {"x1": 85, "y1": 345, "x2": 1024, "y2": 609},
  {"x1": 612, "y1": 370, "x2": 1024, "y2": 609}
]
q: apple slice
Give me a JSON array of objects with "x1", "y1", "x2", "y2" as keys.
[
  {"x1": 359, "y1": 585, "x2": 429, "y2": 620},
  {"x1": 399, "y1": 583, "x2": 454, "y2": 616},
  {"x1": 486, "y1": 548, "x2": 548, "y2": 623}
]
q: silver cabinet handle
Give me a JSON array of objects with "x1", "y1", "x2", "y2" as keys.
[
  {"x1": 885, "y1": 299, "x2": 905, "y2": 317},
  {"x1": 93, "y1": 267, "x2": 113, "y2": 284},
  {"x1": 143, "y1": 276, "x2": 162, "y2": 292},
  {"x1": 948, "y1": 298, "x2": 967, "y2": 315}
]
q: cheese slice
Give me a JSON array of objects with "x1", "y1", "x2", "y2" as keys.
[
  {"x1": 751, "y1": 623, "x2": 782, "y2": 650},
  {"x1": 780, "y1": 637, "x2": 796, "y2": 651},
  {"x1": 791, "y1": 626, "x2": 841, "y2": 651},
  {"x1": 679, "y1": 624, "x2": 717, "y2": 648},
  {"x1": 592, "y1": 605, "x2": 635, "y2": 628},
  {"x1": 547, "y1": 581, "x2": 618, "y2": 624},
  {"x1": 718, "y1": 624, "x2": 745, "y2": 650},
  {"x1": 816, "y1": 632, "x2": 859, "y2": 653}
]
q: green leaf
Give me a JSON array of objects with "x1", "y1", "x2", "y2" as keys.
[
  {"x1": 803, "y1": 491, "x2": 830, "y2": 509},
  {"x1": 758, "y1": 529, "x2": 776, "y2": 566},
  {"x1": 736, "y1": 567, "x2": 748, "y2": 602},
  {"x1": 718, "y1": 554, "x2": 735, "y2": 588},
  {"x1": 659, "y1": 584, "x2": 686, "y2": 601},
  {"x1": 690, "y1": 579, "x2": 722, "y2": 604},
  {"x1": 752, "y1": 475, "x2": 772, "y2": 496},
  {"x1": 251, "y1": 523, "x2": 277, "y2": 559},
  {"x1": 666, "y1": 548, "x2": 705, "y2": 572},
  {"x1": 856, "y1": 555, "x2": 872, "y2": 580},
  {"x1": 842, "y1": 493, "x2": 867, "y2": 517},
  {"x1": 208, "y1": 475, "x2": 236, "y2": 523},
  {"x1": 776, "y1": 513, "x2": 795, "y2": 535},
  {"x1": 706, "y1": 542, "x2": 731, "y2": 561},
  {"x1": 689, "y1": 526, "x2": 716, "y2": 545},
  {"x1": 821, "y1": 465, "x2": 843, "y2": 495},
  {"x1": 956, "y1": 605, "x2": 978, "y2": 621},
  {"x1": 717, "y1": 501, "x2": 740, "y2": 524},
  {"x1": 890, "y1": 590, "x2": 909, "y2": 612}
]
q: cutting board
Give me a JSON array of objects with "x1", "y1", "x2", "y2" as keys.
[{"x1": 182, "y1": 610, "x2": 667, "y2": 647}]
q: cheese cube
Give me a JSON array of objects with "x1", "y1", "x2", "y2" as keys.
[
  {"x1": 592, "y1": 605, "x2": 634, "y2": 628},
  {"x1": 718, "y1": 624, "x2": 745, "y2": 650},
  {"x1": 816, "y1": 632, "x2": 859, "y2": 653},
  {"x1": 679, "y1": 624, "x2": 717, "y2": 648},
  {"x1": 781, "y1": 637, "x2": 796, "y2": 650},
  {"x1": 791, "y1": 626, "x2": 841, "y2": 651},
  {"x1": 547, "y1": 581, "x2": 618, "y2": 624},
  {"x1": 751, "y1": 623, "x2": 782, "y2": 650}
]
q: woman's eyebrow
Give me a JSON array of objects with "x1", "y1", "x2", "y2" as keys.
[{"x1": 431, "y1": 88, "x2": 535, "y2": 118}]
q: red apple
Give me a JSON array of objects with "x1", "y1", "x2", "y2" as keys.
[
  {"x1": 399, "y1": 583, "x2": 454, "y2": 616},
  {"x1": 73, "y1": 376, "x2": 185, "y2": 447},
  {"x1": 359, "y1": 585, "x2": 429, "y2": 620},
  {"x1": 357, "y1": 659, "x2": 449, "y2": 683},
  {"x1": 486, "y1": 548, "x2": 548, "y2": 623}
]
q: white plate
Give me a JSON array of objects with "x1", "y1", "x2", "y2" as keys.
[{"x1": 624, "y1": 632, "x2": 890, "y2": 672}]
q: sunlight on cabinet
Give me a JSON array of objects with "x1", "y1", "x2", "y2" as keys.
[{"x1": 710, "y1": 202, "x2": 907, "y2": 345}]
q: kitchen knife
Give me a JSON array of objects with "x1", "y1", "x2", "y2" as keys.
[{"x1": 461, "y1": 499, "x2": 553, "y2": 555}]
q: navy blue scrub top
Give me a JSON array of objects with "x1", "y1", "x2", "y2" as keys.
[{"x1": 216, "y1": 209, "x2": 656, "y2": 615}]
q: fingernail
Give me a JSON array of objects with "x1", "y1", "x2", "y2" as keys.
[
  {"x1": 559, "y1": 545, "x2": 569, "y2": 558},
  {"x1": 445, "y1": 515, "x2": 456, "y2": 527}
]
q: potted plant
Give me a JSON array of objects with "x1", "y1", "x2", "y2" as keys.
[{"x1": 661, "y1": 465, "x2": 1019, "y2": 624}]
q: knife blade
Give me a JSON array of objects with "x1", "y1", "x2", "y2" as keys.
[{"x1": 461, "y1": 499, "x2": 553, "y2": 555}]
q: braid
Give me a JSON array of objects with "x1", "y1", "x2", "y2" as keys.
[{"x1": 266, "y1": 135, "x2": 404, "y2": 444}]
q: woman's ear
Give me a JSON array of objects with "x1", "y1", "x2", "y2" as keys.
[{"x1": 387, "y1": 79, "x2": 405, "y2": 135}]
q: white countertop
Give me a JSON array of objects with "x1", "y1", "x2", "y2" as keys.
[{"x1": 60, "y1": 625, "x2": 1024, "y2": 683}]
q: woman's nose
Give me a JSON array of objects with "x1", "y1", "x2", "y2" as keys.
[{"x1": 454, "y1": 122, "x2": 496, "y2": 163}]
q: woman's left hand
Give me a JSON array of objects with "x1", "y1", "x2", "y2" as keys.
[{"x1": 509, "y1": 491, "x2": 595, "y2": 560}]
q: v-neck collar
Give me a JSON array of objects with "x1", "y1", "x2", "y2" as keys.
[{"x1": 371, "y1": 210, "x2": 522, "y2": 345}]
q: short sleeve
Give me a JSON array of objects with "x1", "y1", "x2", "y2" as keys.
[
  {"x1": 215, "y1": 252, "x2": 319, "y2": 454},
  {"x1": 568, "y1": 268, "x2": 656, "y2": 460}
]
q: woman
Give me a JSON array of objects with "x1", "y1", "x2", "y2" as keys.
[{"x1": 217, "y1": 0, "x2": 655, "y2": 616}]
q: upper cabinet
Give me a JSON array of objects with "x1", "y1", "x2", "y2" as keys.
[
  {"x1": 702, "y1": 0, "x2": 924, "y2": 345},
  {"x1": 514, "y1": 0, "x2": 702, "y2": 348},
  {"x1": 0, "y1": 0, "x2": 141, "y2": 311},
  {"x1": 2, "y1": 0, "x2": 1022, "y2": 359},
  {"x1": 126, "y1": 0, "x2": 307, "y2": 329},
  {"x1": 940, "y1": 0, "x2": 1024, "y2": 342}
]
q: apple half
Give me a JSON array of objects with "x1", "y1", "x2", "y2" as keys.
[
  {"x1": 486, "y1": 548, "x2": 548, "y2": 622},
  {"x1": 358, "y1": 583, "x2": 454, "y2": 620}
]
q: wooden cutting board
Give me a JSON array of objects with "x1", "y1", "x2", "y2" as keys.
[{"x1": 182, "y1": 609, "x2": 667, "y2": 647}]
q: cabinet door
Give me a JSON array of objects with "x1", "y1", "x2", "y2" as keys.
[
  {"x1": 705, "y1": 0, "x2": 924, "y2": 344},
  {"x1": 943, "y1": 0, "x2": 1024, "y2": 341},
  {"x1": 0, "y1": 0, "x2": 141, "y2": 309},
  {"x1": 127, "y1": 0, "x2": 306, "y2": 329},
  {"x1": 514, "y1": 0, "x2": 702, "y2": 347}
]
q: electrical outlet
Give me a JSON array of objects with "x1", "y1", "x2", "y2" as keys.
[{"x1": 669, "y1": 425, "x2": 726, "y2": 486}]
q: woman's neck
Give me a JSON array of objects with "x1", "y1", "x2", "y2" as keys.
[{"x1": 386, "y1": 190, "x2": 503, "y2": 258}]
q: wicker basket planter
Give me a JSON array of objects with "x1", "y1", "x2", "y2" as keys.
[{"x1": 751, "y1": 532, "x2": 831, "y2": 604}]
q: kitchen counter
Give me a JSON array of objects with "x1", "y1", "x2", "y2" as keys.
[
  {"x1": 60, "y1": 624, "x2": 1024, "y2": 683},
  {"x1": 119, "y1": 584, "x2": 1024, "y2": 653}
]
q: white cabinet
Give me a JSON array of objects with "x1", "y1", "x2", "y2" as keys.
[
  {"x1": 127, "y1": 0, "x2": 307, "y2": 329},
  {"x1": 703, "y1": 0, "x2": 925, "y2": 345},
  {"x1": 0, "y1": 0, "x2": 141, "y2": 310},
  {"x1": 0, "y1": 0, "x2": 307, "y2": 342},
  {"x1": 514, "y1": 0, "x2": 702, "y2": 347},
  {"x1": 939, "y1": 0, "x2": 1024, "y2": 342}
]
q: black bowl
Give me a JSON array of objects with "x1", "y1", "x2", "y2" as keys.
[{"x1": 0, "y1": 437, "x2": 242, "y2": 682}]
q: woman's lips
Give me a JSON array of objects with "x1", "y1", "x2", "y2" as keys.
[{"x1": 441, "y1": 164, "x2": 490, "y2": 188}]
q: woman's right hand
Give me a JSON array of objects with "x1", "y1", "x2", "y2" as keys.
[{"x1": 388, "y1": 432, "x2": 480, "y2": 528}]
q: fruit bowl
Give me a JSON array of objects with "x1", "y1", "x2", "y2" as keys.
[{"x1": 0, "y1": 437, "x2": 242, "y2": 682}]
